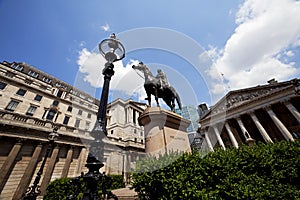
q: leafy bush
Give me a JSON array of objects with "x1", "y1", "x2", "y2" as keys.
[
  {"x1": 109, "y1": 174, "x2": 125, "y2": 190},
  {"x1": 43, "y1": 177, "x2": 79, "y2": 200},
  {"x1": 44, "y1": 174, "x2": 124, "y2": 200},
  {"x1": 132, "y1": 141, "x2": 300, "y2": 199}
]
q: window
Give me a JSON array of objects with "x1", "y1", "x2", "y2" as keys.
[
  {"x1": 75, "y1": 119, "x2": 81, "y2": 128},
  {"x1": 5, "y1": 71, "x2": 14, "y2": 78},
  {"x1": 67, "y1": 106, "x2": 73, "y2": 112},
  {"x1": 46, "y1": 109, "x2": 56, "y2": 121},
  {"x1": 78, "y1": 109, "x2": 83, "y2": 115},
  {"x1": 79, "y1": 94, "x2": 86, "y2": 99},
  {"x1": 26, "y1": 105, "x2": 37, "y2": 116},
  {"x1": 111, "y1": 130, "x2": 114, "y2": 135},
  {"x1": 63, "y1": 116, "x2": 70, "y2": 125},
  {"x1": 57, "y1": 90, "x2": 63, "y2": 98},
  {"x1": 87, "y1": 113, "x2": 91, "y2": 119},
  {"x1": 28, "y1": 70, "x2": 39, "y2": 78},
  {"x1": 12, "y1": 63, "x2": 23, "y2": 71},
  {"x1": 42, "y1": 76, "x2": 52, "y2": 84},
  {"x1": 70, "y1": 90, "x2": 78, "y2": 95},
  {"x1": 6, "y1": 100, "x2": 19, "y2": 111},
  {"x1": 85, "y1": 121, "x2": 91, "y2": 130},
  {"x1": 53, "y1": 100, "x2": 59, "y2": 106},
  {"x1": 0, "y1": 82, "x2": 7, "y2": 90},
  {"x1": 56, "y1": 82, "x2": 62, "y2": 87},
  {"x1": 34, "y1": 94, "x2": 43, "y2": 102},
  {"x1": 16, "y1": 89, "x2": 27, "y2": 96},
  {"x1": 24, "y1": 79, "x2": 32, "y2": 85},
  {"x1": 140, "y1": 131, "x2": 143, "y2": 137}
]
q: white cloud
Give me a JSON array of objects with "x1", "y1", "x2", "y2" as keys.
[
  {"x1": 79, "y1": 41, "x2": 86, "y2": 47},
  {"x1": 77, "y1": 48, "x2": 103, "y2": 88},
  {"x1": 101, "y1": 23, "x2": 110, "y2": 32},
  {"x1": 208, "y1": 0, "x2": 300, "y2": 93},
  {"x1": 77, "y1": 49, "x2": 144, "y2": 97},
  {"x1": 285, "y1": 50, "x2": 294, "y2": 57}
]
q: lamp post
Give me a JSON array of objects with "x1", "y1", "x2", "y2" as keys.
[
  {"x1": 79, "y1": 34, "x2": 125, "y2": 200},
  {"x1": 23, "y1": 128, "x2": 59, "y2": 200}
]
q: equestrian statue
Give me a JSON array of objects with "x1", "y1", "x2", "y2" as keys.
[{"x1": 132, "y1": 62, "x2": 182, "y2": 112}]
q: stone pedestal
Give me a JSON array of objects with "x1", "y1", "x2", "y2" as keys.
[{"x1": 138, "y1": 107, "x2": 191, "y2": 157}]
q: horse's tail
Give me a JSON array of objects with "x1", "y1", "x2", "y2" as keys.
[
  {"x1": 169, "y1": 86, "x2": 182, "y2": 110},
  {"x1": 175, "y1": 90, "x2": 182, "y2": 110}
]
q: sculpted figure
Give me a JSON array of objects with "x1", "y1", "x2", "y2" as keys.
[
  {"x1": 156, "y1": 69, "x2": 169, "y2": 89},
  {"x1": 132, "y1": 62, "x2": 182, "y2": 112}
]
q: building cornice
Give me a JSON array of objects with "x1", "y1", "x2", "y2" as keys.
[{"x1": 200, "y1": 81, "x2": 298, "y2": 127}]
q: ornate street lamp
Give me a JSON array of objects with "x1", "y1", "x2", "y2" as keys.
[
  {"x1": 23, "y1": 128, "x2": 59, "y2": 200},
  {"x1": 69, "y1": 34, "x2": 125, "y2": 200}
]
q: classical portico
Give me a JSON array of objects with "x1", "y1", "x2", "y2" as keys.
[{"x1": 199, "y1": 79, "x2": 300, "y2": 151}]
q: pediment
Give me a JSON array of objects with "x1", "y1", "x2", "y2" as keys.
[{"x1": 210, "y1": 79, "x2": 298, "y2": 115}]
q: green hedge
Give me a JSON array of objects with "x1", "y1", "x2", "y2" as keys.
[
  {"x1": 132, "y1": 141, "x2": 300, "y2": 200},
  {"x1": 44, "y1": 174, "x2": 125, "y2": 200}
]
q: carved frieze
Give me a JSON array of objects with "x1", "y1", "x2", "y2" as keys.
[{"x1": 212, "y1": 85, "x2": 289, "y2": 114}]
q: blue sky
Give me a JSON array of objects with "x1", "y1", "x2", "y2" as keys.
[{"x1": 1, "y1": 0, "x2": 300, "y2": 108}]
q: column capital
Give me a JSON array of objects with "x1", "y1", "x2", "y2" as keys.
[
  {"x1": 264, "y1": 105, "x2": 272, "y2": 111},
  {"x1": 277, "y1": 98, "x2": 290, "y2": 105},
  {"x1": 282, "y1": 99, "x2": 292, "y2": 106},
  {"x1": 246, "y1": 109, "x2": 257, "y2": 115},
  {"x1": 202, "y1": 126, "x2": 209, "y2": 132},
  {"x1": 16, "y1": 138, "x2": 26, "y2": 144},
  {"x1": 212, "y1": 124, "x2": 219, "y2": 130}
]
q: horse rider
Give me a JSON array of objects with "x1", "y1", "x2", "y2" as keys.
[{"x1": 156, "y1": 69, "x2": 169, "y2": 89}]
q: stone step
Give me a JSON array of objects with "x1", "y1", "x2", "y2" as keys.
[{"x1": 111, "y1": 185, "x2": 138, "y2": 200}]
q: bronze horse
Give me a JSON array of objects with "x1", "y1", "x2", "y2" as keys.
[{"x1": 132, "y1": 62, "x2": 182, "y2": 111}]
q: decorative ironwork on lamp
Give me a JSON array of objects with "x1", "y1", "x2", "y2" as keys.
[{"x1": 68, "y1": 33, "x2": 125, "y2": 200}]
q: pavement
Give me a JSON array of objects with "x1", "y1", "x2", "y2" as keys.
[{"x1": 111, "y1": 185, "x2": 138, "y2": 200}]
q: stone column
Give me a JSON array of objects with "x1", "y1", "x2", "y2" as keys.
[
  {"x1": 75, "y1": 147, "x2": 87, "y2": 176},
  {"x1": 213, "y1": 126, "x2": 226, "y2": 150},
  {"x1": 13, "y1": 143, "x2": 43, "y2": 200},
  {"x1": 284, "y1": 101, "x2": 300, "y2": 123},
  {"x1": 61, "y1": 147, "x2": 73, "y2": 178},
  {"x1": 40, "y1": 145, "x2": 60, "y2": 195},
  {"x1": 265, "y1": 106, "x2": 294, "y2": 141},
  {"x1": 236, "y1": 117, "x2": 255, "y2": 144},
  {"x1": 249, "y1": 112, "x2": 273, "y2": 143},
  {"x1": 127, "y1": 107, "x2": 132, "y2": 124},
  {"x1": 125, "y1": 152, "x2": 131, "y2": 185},
  {"x1": 0, "y1": 140, "x2": 22, "y2": 191},
  {"x1": 204, "y1": 131, "x2": 214, "y2": 152},
  {"x1": 224, "y1": 122, "x2": 239, "y2": 148}
]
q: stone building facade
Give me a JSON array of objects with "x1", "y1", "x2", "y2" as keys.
[
  {"x1": 105, "y1": 98, "x2": 147, "y2": 183},
  {"x1": 198, "y1": 78, "x2": 300, "y2": 151},
  {"x1": 0, "y1": 61, "x2": 146, "y2": 199}
]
